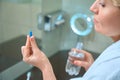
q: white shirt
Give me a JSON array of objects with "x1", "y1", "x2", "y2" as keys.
[{"x1": 71, "y1": 40, "x2": 120, "y2": 80}]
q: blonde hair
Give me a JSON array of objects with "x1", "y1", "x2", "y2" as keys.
[{"x1": 112, "y1": 0, "x2": 120, "y2": 7}]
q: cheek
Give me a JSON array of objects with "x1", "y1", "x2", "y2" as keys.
[
  {"x1": 94, "y1": 15, "x2": 114, "y2": 35},
  {"x1": 94, "y1": 16, "x2": 108, "y2": 34},
  {"x1": 95, "y1": 7, "x2": 120, "y2": 36},
  {"x1": 100, "y1": 16, "x2": 120, "y2": 36}
]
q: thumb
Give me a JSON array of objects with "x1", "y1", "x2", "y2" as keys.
[{"x1": 30, "y1": 36, "x2": 38, "y2": 49}]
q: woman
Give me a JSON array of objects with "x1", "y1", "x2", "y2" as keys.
[{"x1": 21, "y1": 0, "x2": 120, "y2": 80}]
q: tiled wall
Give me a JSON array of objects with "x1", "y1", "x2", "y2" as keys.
[
  {"x1": 42, "y1": 0, "x2": 62, "y2": 14},
  {"x1": 0, "y1": 2, "x2": 3, "y2": 43},
  {"x1": 0, "y1": 1, "x2": 42, "y2": 44},
  {"x1": 0, "y1": 0, "x2": 62, "y2": 57},
  {"x1": 38, "y1": 0, "x2": 63, "y2": 56}
]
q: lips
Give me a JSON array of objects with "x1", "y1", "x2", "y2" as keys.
[{"x1": 93, "y1": 18, "x2": 98, "y2": 24}]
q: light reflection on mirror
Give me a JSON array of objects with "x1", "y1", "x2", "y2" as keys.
[{"x1": 75, "y1": 18, "x2": 88, "y2": 32}]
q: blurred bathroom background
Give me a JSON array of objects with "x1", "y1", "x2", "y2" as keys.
[{"x1": 0, "y1": 0, "x2": 113, "y2": 80}]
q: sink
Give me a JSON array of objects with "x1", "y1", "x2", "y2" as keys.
[
  {"x1": 15, "y1": 50, "x2": 99, "y2": 80},
  {"x1": 0, "y1": 55, "x2": 20, "y2": 72}
]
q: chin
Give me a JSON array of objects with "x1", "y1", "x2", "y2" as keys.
[
  {"x1": 94, "y1": 25, "x2": 104, "y2": 33},
  {"x1": 94, "y1": 26, "x2": 100, "y2": 32}
]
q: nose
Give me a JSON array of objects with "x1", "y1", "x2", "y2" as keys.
[{"x1": 90, "y1": 1, "x2": 99, "y2": 14}]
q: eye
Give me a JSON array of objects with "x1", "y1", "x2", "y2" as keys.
[{"x1": 99, "y1": 3, "x2": 105, "y2": 7}]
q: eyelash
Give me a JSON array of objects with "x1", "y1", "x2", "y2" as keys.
[{"x1": 99, "y1": 3, "x2": 105, "y2": 7}]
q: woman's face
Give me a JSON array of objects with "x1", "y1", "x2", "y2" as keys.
[{"x1": 90, "y1": 0, "x2": 120, "y2": 37}]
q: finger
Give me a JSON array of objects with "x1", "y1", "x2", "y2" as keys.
[
  {"x1": 21, "y1": 46, "x2": 30, "y2": 58},
  {"x1": 72, "y1": 49, "x2": 92, "y2": 59},
  {"x1": 68, "y1": 57, "x2": 74, "y2": 63},
  {"x1": 71, "y1": 48, "x2": 82, "y2": 53},
  {"x1": 74, "y1": 60, "x2": 87, "y2": 66},
  {"x1": 80, "y1": 50, "x2": 94, "y2": 62},
  {"x1": 73, "y1": 60, "x2": 89, "y2": 71},
  {"x1": 77, "y1": 50, "x2": 90, "y2": 56},
  {"x1": 25, "y1": 35, "x2": 31, "y2": 47},
  {"x1": 69, "y1": 56, "x2": 83, "y2": 61},
  {"x1": 68, "y1": 50, "x2": 84, "y2": 60},
  {"x1": 71, "y1": 48, "x2": 88, "y2": 54},
  {"x1": 30, "y1": 36, "x2": 38, "y2": 49},
  {"x1": 21, "y1": 46, "x2": 25, "y2": 56}
]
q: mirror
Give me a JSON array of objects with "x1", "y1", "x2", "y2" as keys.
[{"x1": 70, "y1": 13, "x2": 93, "y2": 36}]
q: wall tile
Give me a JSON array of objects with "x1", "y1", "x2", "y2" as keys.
[{"x1": 1, "y1": 2, "x2": 32, "y2": 26}]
